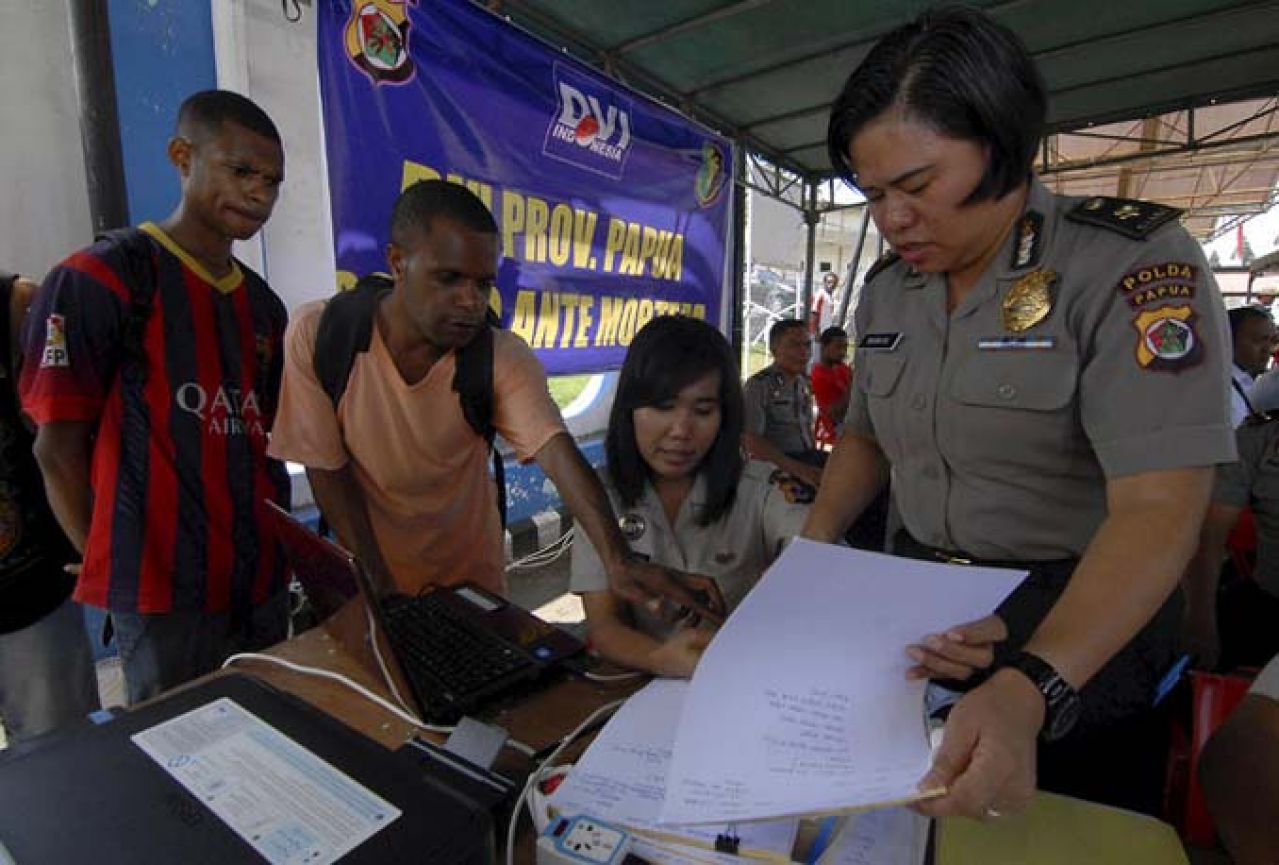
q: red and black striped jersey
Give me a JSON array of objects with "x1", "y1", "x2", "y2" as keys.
[{"x1": 20, "y1": 223, "x2": 290, "y2": 616}]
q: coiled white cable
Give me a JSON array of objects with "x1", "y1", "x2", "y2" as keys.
[{"x1": 504, "y1": 698, "x2": 625, "y2": 865}]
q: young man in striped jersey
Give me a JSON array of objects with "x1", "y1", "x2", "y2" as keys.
[{"x1": 22, "y1": 90, "x2": 290, "y2": 704}]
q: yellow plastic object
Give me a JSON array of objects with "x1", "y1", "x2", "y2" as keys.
[{"x1": 938, "y1": 792, "x2": 1188, "y2": 865}]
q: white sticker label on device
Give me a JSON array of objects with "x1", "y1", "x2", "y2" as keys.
[{"x1": 131, "y1": 697, "x2": 401, "y2": 865}]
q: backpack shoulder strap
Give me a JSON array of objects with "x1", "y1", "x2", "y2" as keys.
[
  {"x1": 453, "y1": 306, "x2": 500, "y2": 440},
  {"x1": 453, "y1": 307, "x2": 505, "y2": 526},
  {"x1": 95, "y1": 228, "x2": 158, "y2": 376},
  {"x1": 314, "y1": 274, "x2": 392, "y2": 406}
]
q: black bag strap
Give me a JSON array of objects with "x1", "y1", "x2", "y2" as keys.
[
  {"x1": 313, "y1": 274, "x2": 392, "y2": 405},
  {"x1": 453, "y1": 308, "x2": 499, "y2": 441},
  {"x1": 95, "y1": 228, "x2": 159, "y2": 379},
  {"x1": 454, "y1": 306, "x2": 506, "y2": 528},
  {"x1": 313, "y1": 280, "x2": 507, "y2": 527}
]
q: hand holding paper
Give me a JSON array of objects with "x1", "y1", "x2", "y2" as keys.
[
  {"x1": 658, "y1": 539, "x2": 1026, "y2": 825},
  {"x1": 906, "y1": 614, "x2": 1008, "y2": 682},
  {"x1": 914, "y1": 668, "x2": 1044, "y2": 821}
]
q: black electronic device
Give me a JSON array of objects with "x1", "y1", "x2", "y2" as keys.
[
  {"x1": 266, "y1": 501, "x2": 584, "y2": 725},
  {"x1": 0, "y1": 674, "x2": 495, "y2": 864}
]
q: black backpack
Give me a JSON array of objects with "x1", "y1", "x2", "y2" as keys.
[
  {"x1": 312, "y1": 274, "x2": 507, "y2": 527},
  {"x1": 96, "y1": 228, "x2": 160, "y2": 381}
]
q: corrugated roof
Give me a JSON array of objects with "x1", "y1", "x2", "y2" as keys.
[{"x1": 493, "y1": 0, "x2": 1279, "y2": 235}]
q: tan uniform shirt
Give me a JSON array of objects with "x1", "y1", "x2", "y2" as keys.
[
  {"x1": 1213, "y1": 417, "x2": 1279, "y2": 598},
  {"x1": 847, "y1": 178, "x2": 1235, "y2": 560},
  {"x1": 743, "y1": 363, "x2": 815, "y2": 454},
  {"x1": 570, "y1": 460, "x2": 809, "y2": 639},
  {"x1": 269, "y1": 301, "x2": 566, "y2": 596}
]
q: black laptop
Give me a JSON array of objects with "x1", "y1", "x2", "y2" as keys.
[
  {"x1": 0, "y1": 674, "x2": 495, "y2": 864},
  {"x1": 266, "y1": 501, "x2": 583, "y2": 725}
]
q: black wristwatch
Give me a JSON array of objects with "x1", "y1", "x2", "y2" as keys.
[{"x1": 1006, "y1": 651, "x2": 1081, "y2": 743}]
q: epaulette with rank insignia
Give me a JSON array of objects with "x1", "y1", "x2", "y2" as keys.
[
  {"x1": 1065, "y1": 196, "x2": 1183, "y2": 240},
  {"x1": 862, "y1": 251, "x2": 901, "y2": 284}
]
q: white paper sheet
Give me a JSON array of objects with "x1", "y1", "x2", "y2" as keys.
[
  {"x1": 817, "y1": 809, "x2": 929, "y2": 865},
  {"x1": 631, "y1": 837, "x2": 775, "y2": 865},
  {"x1": 659, "y1": 539, "x2": 1025, "y2": 824},
  {"x1": 550, "y1": 680, "x2": 798, "y2": 859},
  {"x1": 132, "y1": 698, "x2": 400, "y2": 865}
]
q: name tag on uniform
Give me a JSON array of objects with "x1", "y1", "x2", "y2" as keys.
[
  {"x1": 977, "y1": 336, "x2": 1057, "y2": 351},
  {"x1": 859, "y1": 332, "x2": 902, "y2": 351}
]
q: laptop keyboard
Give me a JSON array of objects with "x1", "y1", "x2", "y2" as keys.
[{"x1": 382, "y1": 593, "x2": 535, "y2": 713}]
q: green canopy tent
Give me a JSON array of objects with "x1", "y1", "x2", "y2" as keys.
[{"x1": 487, "y1": 0, "x2": 1279, "y2": 339}]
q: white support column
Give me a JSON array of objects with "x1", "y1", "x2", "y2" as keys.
[{"x1": 210, "y1": 0, "x2": 336, "y2": 309}]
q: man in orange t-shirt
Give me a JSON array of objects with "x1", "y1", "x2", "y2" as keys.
[{"x1": 270, "y1": 181, "x2": 720, "y2": 615}]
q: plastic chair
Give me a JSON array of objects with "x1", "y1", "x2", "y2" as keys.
[{"x1": 1170, "y1": 670, "x2": 1256, "y2": 846}]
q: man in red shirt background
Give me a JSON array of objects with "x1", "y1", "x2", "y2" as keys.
[{"x1": 810, "y1": 326, "x2": 851, "y2": 449}]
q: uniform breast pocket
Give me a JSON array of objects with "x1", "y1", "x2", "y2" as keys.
[
  {"x1": 950, "y1": 352, "x2": 1077, "y2": 411},
  {"x1": 862, "y1": 355, "x2": 907, "y2": 399},
  {"x1": 948, "y1": 351, "x2": 1080, "y2": 464},
  {"x1": 860, "y1": 354, "x2": 908, "y2": 445}
]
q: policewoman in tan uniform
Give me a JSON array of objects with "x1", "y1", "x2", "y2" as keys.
[
  {"x1": 572, "y1": 316, "x2": 809, "y2": 678},
  {"x1": 804, "y1": 8, "x2": 1234, "y2": 820}
]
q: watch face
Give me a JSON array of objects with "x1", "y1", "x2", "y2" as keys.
[
  {"x1": 1011, "y1": 652, "x2": 1082, "y2": 744},
  {"x1": 1042, "y1": 681, "x2": 1082, "y2": 743},
  {"x1": 1045, "y1": 693, "x2": 1081, "y2": 742}
]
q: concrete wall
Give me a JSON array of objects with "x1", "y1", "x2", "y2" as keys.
[
  {"x1": 0, "y1": 1, "x2": 92, "y2": 278},
  {"x1": 212, "y1": 0, "x2": 336, "y2": 306},
  {"x1": 108, "y1": 0, "x2": 216, "y2": 224}
]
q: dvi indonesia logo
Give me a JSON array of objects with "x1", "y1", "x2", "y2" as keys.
[{"x1": 543, "y1": 63, "x2": 633, "y2": 180}]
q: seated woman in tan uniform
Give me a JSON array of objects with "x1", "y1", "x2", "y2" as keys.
[{"x1": 571, "y1": 316, "x2": 810, "y2": 677}]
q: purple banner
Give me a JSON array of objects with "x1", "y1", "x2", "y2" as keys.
[{"x1": 317, "y1": 0, "x2": 733, "y2": 374}]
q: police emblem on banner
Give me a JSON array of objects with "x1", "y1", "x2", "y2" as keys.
[
  {"x1": 344, "y1": 1, "x2": 416, "y2": 86},
  {"x1": 1133, "y1": 305, "x2": 1201, "y2": 371},
  {"x1": 695, "y1": 142, "x2": 727, "y2": 207},
  {"x1": 618, "y1": 512, "x2": 646, "y2": 541}
]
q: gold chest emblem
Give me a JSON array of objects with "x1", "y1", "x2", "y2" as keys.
[{"x1": 1002, "y1": 269, "x2": 1057, "y2": 332}]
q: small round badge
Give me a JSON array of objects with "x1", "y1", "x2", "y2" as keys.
[{"x1": 618, "y1": 513, "x2": 647, "y2": 541}]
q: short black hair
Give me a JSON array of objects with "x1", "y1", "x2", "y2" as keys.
[
  {"x1": 827, "y1": 6, "x2": 1045, "y2": 204},
  {"x1": 768, "y1": 318, "x2": 806, "y2": 351},
  {"x1": 606, "y1": 316, "x2": 743, "y2": 526},
  {"x1": 819, "y1": 326, "x2": 848, "y2": 347},
  {"x1": 177, "y1": 89, "x2": 280, "y2": 145},
  {"x1": 390, "y1": 180, "x2": 498, "y2": 246},
  {"x1": 1229, "y1": 305, "x2": 1274, "y2": 340}
]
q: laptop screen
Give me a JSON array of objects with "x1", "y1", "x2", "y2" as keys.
[{"x1": 265, "y1": 500, "x2": 360, "y2": 624}]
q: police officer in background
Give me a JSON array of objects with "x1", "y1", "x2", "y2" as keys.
[
  {"x1": 743, "y1": 318, "x2": 824, "y2": 489},
  {"x1": 803, "y1": 7, "x2": 1233, "y2": 820}
]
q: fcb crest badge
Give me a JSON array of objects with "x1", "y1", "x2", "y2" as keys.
[{"x1": 344, "y1": 1, "x2": 416, "y2": 86}]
